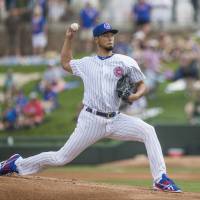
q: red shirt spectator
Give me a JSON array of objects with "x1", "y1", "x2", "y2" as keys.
[{"x1": 23, "y1": 92, "x2": 44, "y2": 125}]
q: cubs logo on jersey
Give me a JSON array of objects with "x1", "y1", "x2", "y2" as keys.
[{"x1": 113, "y1": 66, "x2": 124, "y2": 77}]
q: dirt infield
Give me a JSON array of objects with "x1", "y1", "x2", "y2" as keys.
[
  {"x1": 0, "y1": 156, "x2": 200, "y2": 200},
  {"x1": 0, "y1": 175, "x2": 200, "y2": 200}
]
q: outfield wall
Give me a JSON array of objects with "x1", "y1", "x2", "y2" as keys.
[{"x1": 0, "y1": 125, "x2": 200, "y2": 164}]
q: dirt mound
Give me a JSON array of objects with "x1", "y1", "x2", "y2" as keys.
[
  {"x1": 100, "y1": 155, "x2": 200, "y2": 168},
  {"x1": 0, "y1": 176, "x2": 199, "y2": 200}
]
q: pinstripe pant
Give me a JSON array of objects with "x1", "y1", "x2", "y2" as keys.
[{"x1": 16, "y1": 108, "x2": 166, "y2": 181}]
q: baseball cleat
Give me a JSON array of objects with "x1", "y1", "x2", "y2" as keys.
[
  {"x1": 0, "y1": 154, "x2": 21, "y2": 175},
  {"x1": 153, "y1": 174, "x2": 182, "y2": 193}
]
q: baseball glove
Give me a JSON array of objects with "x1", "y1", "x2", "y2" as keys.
[{"x1": 116, "y1": 74, "x2": 136, "y2": 103}]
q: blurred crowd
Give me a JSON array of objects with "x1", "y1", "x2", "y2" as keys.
[
  {"x1": 0, "y1": 0, "x2": 101, "y2": 56},
  {"x1": 0, "y1": 0, "x2": 200, "y2": 127},
  {"x1": 0, "y1": 65, "x2": 80, "y2": 131},
  {"x1": 0, "y1": 0, "x2": 73, "y2": 56},
  {"x1": 117, "y1": 30, "x2": 200, "y2": 124},
  {"x1": 0, "y1": 0, "x2": 199, "y2": 56},
  {"x1": 115, "y1": 0, "x2": 200, "y2": 124}
]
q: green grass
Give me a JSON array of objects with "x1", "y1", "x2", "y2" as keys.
[
  {"x1": 94, "y1": 179, "x2": 200, "y2": 193},
  {"x1": 147, "y1": 82, "x2": 189, "y2": 124},
  {"x1": 95, "y1": 179, "x2": 152, "y2": 188},
  {"x1": 0, "y1": 65, "x2": 46, "y2": 73}
]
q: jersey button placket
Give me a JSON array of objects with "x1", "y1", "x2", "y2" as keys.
[
  {"x1": 102, "y1": 63, "x2": 109, "y2": 111},
  {"x1": 100, "y1": 63, "x2": 105, "y2": 110}
]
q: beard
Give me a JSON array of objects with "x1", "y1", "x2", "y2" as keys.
[
  {"x1": 99, "y1": 43, "x2": 113, "y2": 51},
  {"x1": 104, "y1": 46, "x2": 113, "y2": 51}
]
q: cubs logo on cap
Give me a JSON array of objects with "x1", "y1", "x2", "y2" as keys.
[
  {"x1": 104, "y1": 23, "x2": 111, "y2": 29},
  {"x1": 93, "y1": 23, "x2": 118, "y2": 37}
]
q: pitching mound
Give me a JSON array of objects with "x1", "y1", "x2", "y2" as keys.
[{"x1": 0, "y1": 175, "x2": 199, "y2": 200}]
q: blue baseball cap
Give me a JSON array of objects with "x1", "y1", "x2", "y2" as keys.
[{"x1": 93, "y1": 23, "x2": 118, "y2": 37}]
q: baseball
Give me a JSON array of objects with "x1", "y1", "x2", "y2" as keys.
[{"x1": 70, "y1": 23, "x2": 79, "y2": 31}]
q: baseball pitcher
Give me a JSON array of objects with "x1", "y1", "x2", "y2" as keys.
[{"x1": 0, "y1": 22, "x2": 181, "y2": 193}]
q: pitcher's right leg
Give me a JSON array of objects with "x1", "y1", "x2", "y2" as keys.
[{"x1": 15, "y1": 110, "x2": 107, "y2": 175}]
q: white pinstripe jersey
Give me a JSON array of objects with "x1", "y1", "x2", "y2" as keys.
[{"x1": 70, "y1": 54, "x2": 145, "y2": 112}]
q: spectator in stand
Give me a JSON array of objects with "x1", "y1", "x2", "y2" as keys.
[
  {"x1": 3, "y1": 70, "x2": 16, "y2": 102},
  {"x1": 114, "y1": 33, "x2": 132, "y2": 56},
  {"x1": 4, "y1": 6, "x2": 21, "y2": 56},
  {"x1": 142, "y1": 39, "x2": 162, "y2": 97},
  {"x1": 131, "y1": 32, "x2": 146, "y2": 68},
  {"x1": 151, "y1": 0, "x2": 172, "y2": 29},
  {"x1": 158, "y1": 32, "x2": 173, "y2": 62},
  {"x1": 43, "y1": 65, "x2": 63, "y2": 84},
  {"x1": 171, "y1": 53, "x2": 199, "y2": 82},
  {"x1": 29, "y1": 0, "x2": 48, "y2": 18},
  {"x1": 2, "y1": 103, "x2": 18, "y2": 130},
  {"x1": 5, "y1": 0, "x2": 32, "y2": 55},
  {"x1": 38, "y1": 0, "x2": 48, "y2": 18},
  {"x1": 42, "y1": 84, "x2": 58, "y2": 113},
  {"x1": 39, "y1": 64, "x2": 66, "y2": 93},
  {"x1": 0, "y1": 0, "x2": 6, "y2": 22},
  {"x1": 23, "y1": 92, "x2": 44, "y2": 127},
  {"x1": 132, "y1": 0, "x2": 152, "y2": 30},
  {"x1": 190, "y1": 0, "x2": 199, "y2": 22},
  {"x1": 31, "y1": 5, "x2": 48, "y2": 55},
  {"x1": 14, "y1": 90, "x2": 28, "y2": 112},
  {"x1": 48, "y1": 0, "x2": 68, "y2": 22},
  {"x1": 79, "y1": 2, "x2": 99, "y2": 53},
  {"x1": 132, "y1": 18, "x2": 151, "y2": 50},
  {"x1": 14, "y1": 90, "x2": 28, "y2": 128}
]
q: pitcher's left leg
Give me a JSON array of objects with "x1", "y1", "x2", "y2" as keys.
[{"x1": 107, "y1": 113, "x2": 166, "y2": 181}]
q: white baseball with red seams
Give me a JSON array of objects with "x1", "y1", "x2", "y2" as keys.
[
  {"x1": 70, "y1": 23, "x2": 79, "y2": 31},
  {"x1": 15, "y1": 53, "x2": 166, "y2": 182}
]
